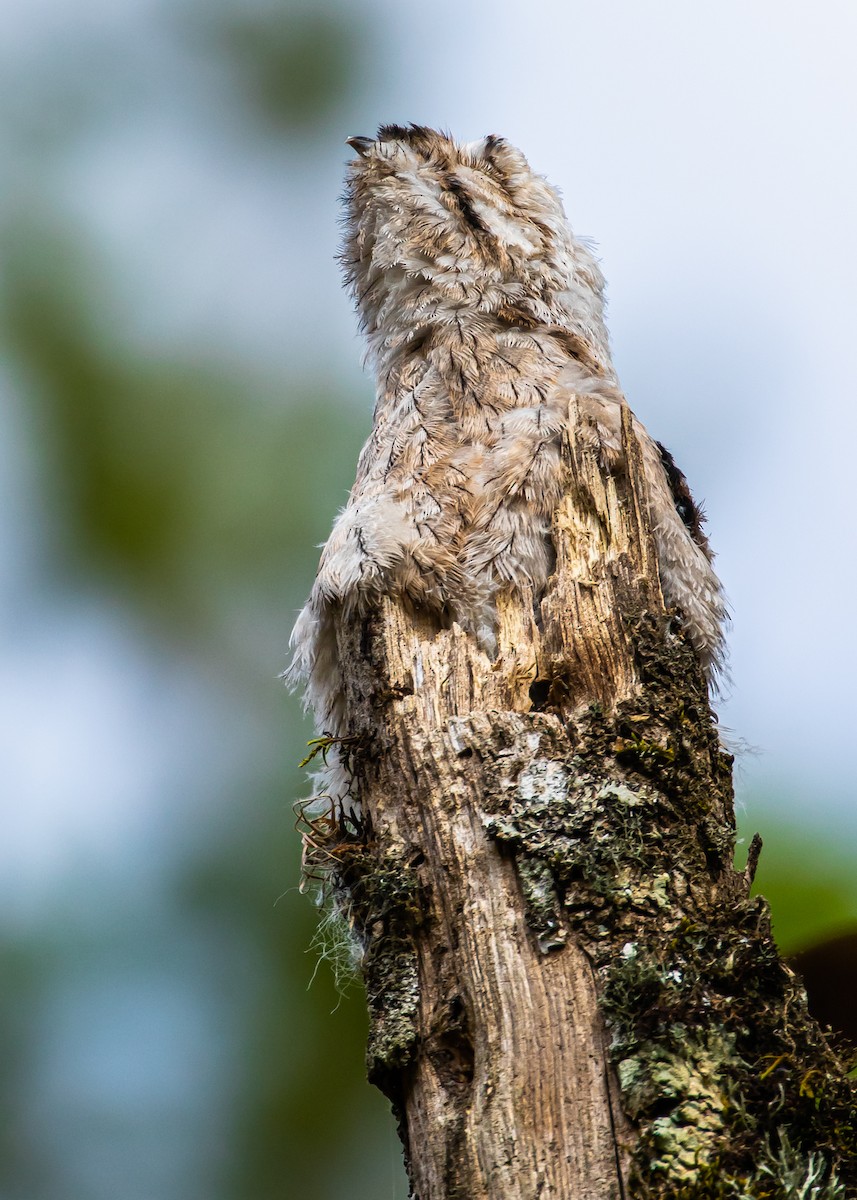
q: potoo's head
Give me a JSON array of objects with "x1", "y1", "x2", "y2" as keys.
[{"x1": 341, "y1": 125, "x2": 608, "y2": 355}]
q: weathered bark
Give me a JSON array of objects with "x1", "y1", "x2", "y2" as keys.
[{"x1": 304, "y1": 401, "x2": 857, "y2": 1199}]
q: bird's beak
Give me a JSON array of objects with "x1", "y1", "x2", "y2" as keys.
[{"x1": 346, "y1": 136, "x2": 373, "y2": 157}]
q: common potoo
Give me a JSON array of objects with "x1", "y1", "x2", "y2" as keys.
[{"x1": 289, "y1": 125, "x2": 727, "y2": 731}]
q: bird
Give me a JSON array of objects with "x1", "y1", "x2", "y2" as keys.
[{"x1": 288, "y1": 124, "x2": 727, "y2": 734}]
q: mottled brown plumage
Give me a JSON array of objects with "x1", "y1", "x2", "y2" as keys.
[{"x1": 289, "y1": 126, "x2": 727, "y2": 730}]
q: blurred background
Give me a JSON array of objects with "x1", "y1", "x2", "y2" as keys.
[{"x1": 2, "y1": 2, "x2": 856, "y2": 1197}]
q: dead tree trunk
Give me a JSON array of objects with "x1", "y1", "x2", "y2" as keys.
[{"x1": 306, "y1": 402, "x2": 857, "y2": 1199}]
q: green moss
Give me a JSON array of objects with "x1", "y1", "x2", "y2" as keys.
[
  {"x1": 484, "y1": 610, "x2": 857, "y2": 1196},
  {"x1": 343, "y1": 849, "x2": 424, "y2": 1086},
  {"x1": 297, "y1": 799, "x2": 424, "y2": 1093}
]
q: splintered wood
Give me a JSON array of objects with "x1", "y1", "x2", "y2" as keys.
[{"x1": 332, "y1": 400, "x2": 651, "y2": 1199}]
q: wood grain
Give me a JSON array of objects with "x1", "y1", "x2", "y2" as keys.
[{"x1": 331, "y1": 399, "x2": 654, "y2": 1198}]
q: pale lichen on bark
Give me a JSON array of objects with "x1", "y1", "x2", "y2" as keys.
[{"x1": 299, "y1": 402, "x2": 857, "y2": 1199}]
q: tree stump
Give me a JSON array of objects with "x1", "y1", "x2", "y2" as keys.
[{"x1": 302, "y1": 401, "x2": 857, "y2": 1199}]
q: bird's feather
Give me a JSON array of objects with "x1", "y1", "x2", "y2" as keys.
[{"x1": 289, "y1": 126, "x2": 728, "y2": 730}]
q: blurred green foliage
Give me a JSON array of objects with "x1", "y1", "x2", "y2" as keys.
[
  {"x1": 3, "y1": 217, "x2": 369, "y2": 640},
  {"x1": 0, "y1": 2, "x2": 410, "y2": 1198},
  {"x1": 738, "y1": 808, "x2": 857, "y2": 954},
  {"x1": 184, "y1": 3, "x2": 370, "y2": 133},
  {"x1": 0, "y1": 212, "x2": 403, "y2": 1194}
]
